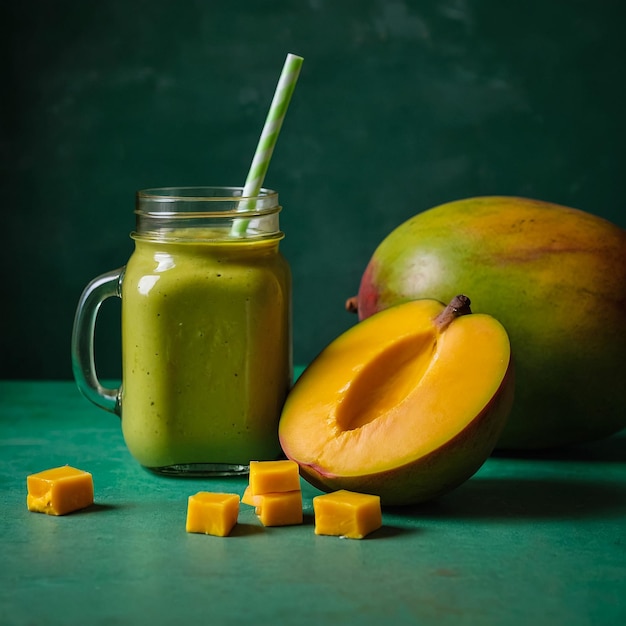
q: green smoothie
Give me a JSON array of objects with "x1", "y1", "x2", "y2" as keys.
[{"x1": 120, "y1": 228, "x2": 292, "y2": 470}]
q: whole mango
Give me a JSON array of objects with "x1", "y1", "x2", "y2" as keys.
[{"x1": 350, "y1": 196, "x2": 626, "y2": 450}]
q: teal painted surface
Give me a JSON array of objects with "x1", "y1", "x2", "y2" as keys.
[
  {"x1": 2, "y1": 0, "x2": 625, "y2": 379},
  {"x1": 1, "y1": 380, "x2": 625, "y2": 625}
]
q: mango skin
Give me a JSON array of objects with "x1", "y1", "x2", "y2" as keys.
[{"x1": 356, "y1": 196, "x2": 626, "y2": 450}]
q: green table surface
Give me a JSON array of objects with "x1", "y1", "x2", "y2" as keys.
[{"x1": 1, "y1": 378, "x2": 625, "y2": 626}]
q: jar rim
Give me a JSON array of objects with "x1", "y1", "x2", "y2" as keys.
[
  {"x1": 134, "y1": 186, "x2": 282, "y2": 239},
  {"x1": 135, "y1": 186, "x2": 280, "y2": 220},
  {"x1": 136, "y1": 186, "x2": 278, "y2": 202}
]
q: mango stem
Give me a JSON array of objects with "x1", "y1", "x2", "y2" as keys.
[
  {"x1": 345, "y1": 296, "x2": 359, "y2": 314},
  {"x1": 434, "y1": 295, "x2": 472, "y2": 331}
]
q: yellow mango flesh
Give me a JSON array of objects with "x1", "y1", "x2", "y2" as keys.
[
  {"x1": 313, "y1": 490, "x2": 382, "y2": 539},
  {"x1": 243, "y1": 460, "x2": 304, "y2": 525},
  {"x1": 241, "y1": 485, "x2": 262, "y2": 507},
  {"x1": 185, "y1": 492, "x2": 240, "y2": 537},
  {"x1": 27, "y1": 465, "x2": 94, "y2": 516},
  {"x1": 248, "y1": 459, "x2": 300, "y2": 495},
  {"x1": 256, "y1": 491, "x2": 303, "y2": 527},
  {"x1": 279, "y1": 300, "x2": 511, "y2": 482}
]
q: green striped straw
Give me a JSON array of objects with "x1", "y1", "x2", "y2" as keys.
[{"x1": 231, "y1": 52, "x2": 304, "y2": 236}]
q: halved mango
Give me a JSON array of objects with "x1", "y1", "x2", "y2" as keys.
[{"x1": 279, "y1": 297, "x2": 514, "y2": 505}]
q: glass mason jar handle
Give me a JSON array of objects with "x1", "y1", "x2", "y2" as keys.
[{"x1": 71, "y1": 267, "x2": 125, "y2": 416}]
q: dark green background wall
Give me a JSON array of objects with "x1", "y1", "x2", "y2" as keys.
[{"x1": 2, "y1": 0, "x2": 624, "y2": 380}]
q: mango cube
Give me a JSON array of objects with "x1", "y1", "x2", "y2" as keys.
[
  {"x1": 241, "y1": 485, "x2": 262, "y2": 508},
  {"x1": 256, "y1": 490, "x2": 303, "y2": 527},
  {"x1": 27, "y1": 465, "x2": 94, "y2": 516},
  {"x1": 243, "y1": 461, "x2": 304, "y2": 527},
  {"x1": 186, "y1": 492, "x2": 240, "y2": 537},
  {"x1": 313, "y1": 490, "x2": 382, "y2": 539},
  {"x1": 248, "y1": 459, "x2": 300, "y2": 495}
]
